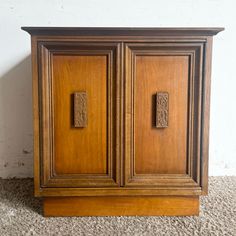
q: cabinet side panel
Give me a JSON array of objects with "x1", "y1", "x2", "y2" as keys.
[
  {"x1": 201, "y1": 37, "x2": 213, "y2": 194},
  {"x1": 31, "y1": 36, "x2": 41, "y2": 196}
]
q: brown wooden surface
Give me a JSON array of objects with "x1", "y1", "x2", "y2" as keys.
[
  {"x1": 31, "y1": 35, "x2": 41, "y2": 197},
  {"x1": 201, "y1": 37, "x2": 213, "y2": 195},
  {"x1": 37, "y1": 42, "x2": 120, "y2": 188},
  {"x1": 23, "y1": 28, "x2": 223, "y2": 201},
  {"x1": 53, "y1": 54, "x2": 107, "y2": 175},
  {"x1": 135, "y1": 55, "x2": 189, "y2": 174},
  {"x1": 37, "y1": 186, "x2": 202, "y2": 197},
  {"x1": 124, "y1": 43, "x2": 205, "y2": 188},
  {"x1": 44, "y1": 196, "x2": 199, "y2": 216},
  {"x1": 21, "y1": 27, "x2": 224, "y2": 36}
]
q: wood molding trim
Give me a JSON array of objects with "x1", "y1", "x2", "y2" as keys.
[
  {"x1": 24, "y1": 28, "x2": 223, "y2": 200},
  {"x1": 37, "y1": 41, "x2": 122, "y2": 188},
  {"x1": 124, "y1": 42, "x2": 205, "y2": 190},
  {"x1": 22, "y1": 27, "x2": 224, "y2": 36}
]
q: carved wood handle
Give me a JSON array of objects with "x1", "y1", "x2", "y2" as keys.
[
  {"x1": 74, "y1": 92, "x2": 87, "y2": 128},
  {"x1": 156, "y1": 92, "x2": 168, "y2": 128}
]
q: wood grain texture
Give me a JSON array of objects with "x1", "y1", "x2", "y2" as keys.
[
  {"x1": 31, "y1": 36, "x2": 41, "y2": 197},
  {"x1": 124, "y1": 43, "x2": 205, "y2": 188},
  {"x1": 37, "y1": 42, "x2": 121, "y2": 188},
  {"x1": 24, "y1": 28, "x2": 223, "y2": 203},
  {"x1": 43, "y1": 196, "x2": 199, "y2": 216},
  {"x1": 37, "y1": 186, "x2": 202, "y2": 197},
  {"x1": 53, "y1": 55, "x2": 107, "y2": 175},
  {"x1": 135, "y1": 55, "x2": 189, "y2": 174},
  {"x1": 201, "y1": 37, "x2": 213, "y2": 195}
]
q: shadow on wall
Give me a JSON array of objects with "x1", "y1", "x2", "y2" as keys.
[{"x1": 0, "y1": 56, "x2": 33, "y2": 178}]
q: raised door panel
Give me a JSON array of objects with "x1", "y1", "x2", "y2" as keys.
[
  {"x1": 124, "y1": 43, "x2": 204, "y2": 189},
  {"x1": 38, "y1": 42, "x2": 121, "y2": 187},
  {"x1": 135, "y1": 55, "x2": 189, "y2": 174},
  {"x1": 53, "y1": 55, "x2": 107, "y2": 175}
]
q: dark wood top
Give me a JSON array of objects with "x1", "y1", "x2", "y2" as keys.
[{"x1": 21, "y1": 27, "x2": 224, "y2": 36}]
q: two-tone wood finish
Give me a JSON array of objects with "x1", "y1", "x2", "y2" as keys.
[{"x1": 22, "y1": 27, "x2": 224, "y2": 216}]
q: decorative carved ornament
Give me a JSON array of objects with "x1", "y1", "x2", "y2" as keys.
[
  {"x1": 156, "y1": 92, "x2": 168, "y2": 128},
  {"x1": 74, "y1": 92, "x2": 87, "y2": 128}
]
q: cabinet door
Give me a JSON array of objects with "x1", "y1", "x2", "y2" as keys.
[
  {"x1": 37, "y1": 42, "x2": 121, "y2": 187},
  {"x1": 124, "y1": 43, "x2": 204, "y2": 189}
]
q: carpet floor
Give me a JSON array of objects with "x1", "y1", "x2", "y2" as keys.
[{"x1": 0, "y1": 177, "x2": 235, "y2": 236}]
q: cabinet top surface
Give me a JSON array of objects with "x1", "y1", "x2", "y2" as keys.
[{"x1": 21, "y1": 27, "x2": 224, "y2": 36}]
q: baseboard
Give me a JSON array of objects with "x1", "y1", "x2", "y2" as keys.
[{"x1": 43, "y1": 196, "x2": 199, "y2": 217}]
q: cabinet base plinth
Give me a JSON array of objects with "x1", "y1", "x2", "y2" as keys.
[{"x1": 43, "y1": 196, "x2": 199, "y2": 217}]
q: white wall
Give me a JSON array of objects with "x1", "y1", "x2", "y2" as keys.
[{"x1": 0, "y1": 0, "x2": 235, "y2": 178}]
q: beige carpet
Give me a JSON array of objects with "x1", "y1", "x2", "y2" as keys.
[{"x1": 0, "y1": 177, "x2": 235, "y2": 236}]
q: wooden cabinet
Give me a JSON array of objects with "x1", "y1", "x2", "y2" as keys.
[{"x1": 22, "y1": 27, "x2": 223, "y2": 216}]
